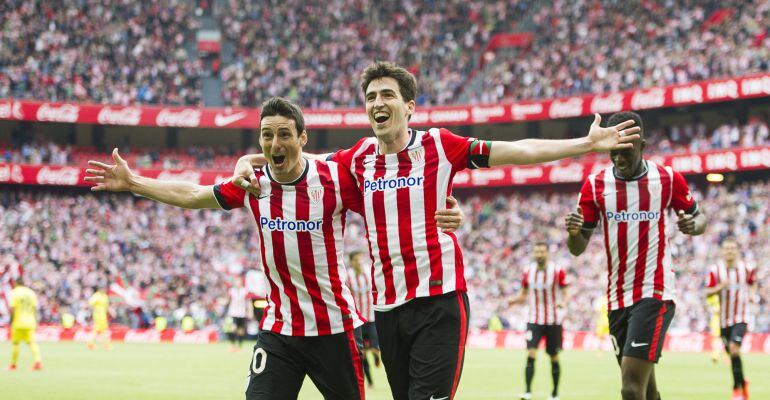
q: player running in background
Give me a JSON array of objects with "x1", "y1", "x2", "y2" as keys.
[
  {"x1": 509, "y1": 243, "x2": 569, "y2": 400},
  {"x1": 346, "y1": 249, "x2": 381, "y2": 389},
  {"x1": 233, "y1": 61, "x2": 640, "y2": 400},
  {"x1": 705, "y1": 237, "x2": 758, "y2": 400},
  {"x1": 86, "y1": 97, "x2": 463, "y2": 400},
  {"x1": 564, "y1": 111, "x2": 707, "y2": 400},
  {"x1": 594, "y1": 295, "x2": 610, "y2": 355},
  {"x1": 87, "y1": 283, "x2": 112, "y2": 350},
  {"x1": 225, "y1": 277, "x2": 249, "y2": 352},
  {"x1": 7, "y1": 277, "x2": 42, "y2": 371},
  {"x1": 706, "y1": 293, "x2": 723, "y2": 364}
]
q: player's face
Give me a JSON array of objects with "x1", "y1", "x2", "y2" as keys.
[
  {"x1": 533, "y1": 245, "x2": 548, "y2": 264},
  {"x1": 365, "y1": 77, "x2": 415, "y2": 142},
  {"x1": 260, "y1": 115, "x2": 307, "y2": 177},
  {"x1": 721, "y1": 241, "x2": 739, "y2": 262},
  {"x1": 610, "y1": 138, "x2": 646, "y2": 179}
]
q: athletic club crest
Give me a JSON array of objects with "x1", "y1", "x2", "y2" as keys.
[
  {"x1": 309, "y1": 187, "x2": 324, "y2": 204},
  {"x1": 408, "y1": 148, "x2": 425, "y2": 163}
]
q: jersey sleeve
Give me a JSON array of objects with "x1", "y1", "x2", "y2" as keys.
[
  {"x1": 329, "y1": 137, "x2": 370, "y2": 172},
  {"x1": 438, "y1": 128, "x2": 491, "y2": 171},
  {"x1": 747, "y1": 268, "x2": 757, "y2": 285},
  {"x1": 705, "y1": 270, "x2": 717, "y2": 287},
  {"x1": 558, "y1": 269, "x2": 568, "y2": 287},
  {"x1": 522, "y1": 271, "x2": 529, "y2": 289},
  {"x1": 212, "y1": 180, "x2": 247, "y2": 210},
  {"x1": 578, "y1": 178, "x2": 600, "y2": 229},
  {"x1": 670, "y1": 170, "x2": 698, "y2": 214},
  {"x1": 337, "y1": 167, "x2": 364, "y2": 215}
]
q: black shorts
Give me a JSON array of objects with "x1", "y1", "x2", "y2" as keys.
[
  {"x1": 233, "y1": 317, "x2": 247, "y2": 330},
  {"x1": 360, "y1": 321, "x2": 379, "y2": 350},
  {"x1": 526, "y1": 323, "x2": 563, "y2": 356},
  {"x1": 608, "y1": 298, "x2": 675, "y2": 364},
  {"x1": 721, "y1": 323, "x2": 748, "y2": 351},
  {"x1": 245, "y1": 329, "x2": 365, "y2": 400},
  {"x1": 375, "y1": 291, "x2": 469, "y2": 400}
]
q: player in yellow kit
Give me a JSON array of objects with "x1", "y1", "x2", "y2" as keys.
[
  {"x1": 8, "y1": 278, "x2": 42, "y2": 371},
  {"x1": 87, "y1": 284, "x2": 112, "y2": 350},
  {"x1": 706, "y1": 294, "x2": 723, "y2": 364}
]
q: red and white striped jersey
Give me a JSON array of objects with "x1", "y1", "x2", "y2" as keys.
[
  {"x1": 227, "y1": 286, "x2": 249, "y2": 319},
  {"x1": 579, "y1": 161, "x2": 697, "y2": 311},
  {"x1": 348, "y1": 270, "x2": 374, "y2": 322},
  {"x1": 214, "y1": 159, "x2": 365, "y2": 336},
  {"x1": 331, "y1": 128, "x2": 489, "y2": 309},
  {"x1": 707, "y1": 261, "x2": 757, "y2": 327},
  {"x1": 522, "y1": 263, "x2": 568, "y2": 325}
]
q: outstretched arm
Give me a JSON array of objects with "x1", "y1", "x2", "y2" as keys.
[
  {"x1": 86, "y1": 149, "x2": 220, "y2": 210},
  {"x1": 489, "y1": 114, "x2": 640, "y2": 166}
]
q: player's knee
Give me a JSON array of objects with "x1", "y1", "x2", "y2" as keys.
[
  {"x1": 620, "y1": 384, "x2": 644, "y2": 399},
  {"x1": 527, "y1": 349, "x2": 537, "y2": 358},
  {"x1": 549, "y1": 354, "x2": 559, "y2": 363},
  {"x1": 729, "y1": 344, "x2": 741, "y2": 357}
]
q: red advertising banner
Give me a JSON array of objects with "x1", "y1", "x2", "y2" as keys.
[
  {"x1": 3, "y1": 146, "x2": 768, "y2": 188},
  {"x1": 0, "y1": 326, "x2": 218, "y2": 344},
  {"x1": 1, "y1": 73, "x2": 769, "y2": 129}
]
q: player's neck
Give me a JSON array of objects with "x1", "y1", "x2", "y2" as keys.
[
  {"x1": 377, "y1": 128, "x2": 411, "y2": 154},
  {"x1": 270, "y1": 158, "x2": 307, "y2": 184},
  {"x1": 725, "y1": 259, "x2": 738, "y2": 268},
  {"x1": 537, "y1": 262, "x2": 547, "y2": 269}
]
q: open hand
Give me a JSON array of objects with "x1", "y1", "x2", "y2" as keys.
[
  {"x1": 588, "y1": 113, "x2": 642, "y2": 152},
  {"x1": 85, "y1": 148, "x2": 134, "y2": 192}
]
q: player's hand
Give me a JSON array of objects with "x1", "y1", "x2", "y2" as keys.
[
  {"x1": 85, "y1": 148, "x2": 134, "y2": 192},
  {"x1": 565, "y1": 207, "x2": 584, "y2": 236},
  {"x1": 435, "y1": 195, "x2": 463, "y2": 233},
  {"x1": 587, "y1": 113, "x2": 641, "y2": 152},
  {"x1": 676, "y1": 210, "x2": 696, "y2": 234},
  {"x1": 232, "y1": 155, "x2": 263, "y2": 196}
]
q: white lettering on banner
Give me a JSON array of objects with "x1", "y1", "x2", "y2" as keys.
[
  {"x1": 0, "y1": 164, "x2": 24, "y2": 183},
  {"x1": 671, "y1": 154, "x2": 703, "y2": 173},
  {"x1": 470, "y1": 168, "x2": 506, "y2": 185},
  {"x1": 213, "y1": 111, "x2": 247, "y2": 127},
  {"x1": 510, "y1": 167, "x2": 544, "y2": 183},
  {"x1": 741, "y1": 76, "x2": 770, "y2": 96},
  {"x1": 0, "y1": 101, "x2": 24, "y2": 119},
  {"x1": 304, "y1": 113, "x2": 343, "y2": 126},
  {"x1": 589, "y1": 93, "x2": 624, "y2": 114},
  {"x1": 214, "y1": 174, "x2": 230, "y2": 183},
  {"x1": 667, "y1": 334, "x2": 705, "y2": 352},
  {"x1": 35, "y1": 327, "x2": 63, "y2": 342},
  {"x1": 471, "y1": 106, "x2": 505, "y2": 123},
  {"x1": 124, "y1": 330, "x2": 162, "y2": 343},
  {"x1": 97, "y1": 107, "x2": 142, "y2": 126},
  {"x1": 503, "y1": 332, "x2": 527, "y2": 349},
  {"x1": 707, "y1": 80, "x2": 739, "y2": 100},
  {"x1": 453, "y1": 171, "x2": 470, "y2": 184},
  {"x1": 548, "y1": 97, "x2": 583, "y2": 119},
  {"x1": 156, "y1": 109, "x2": 201, "y2": 127},
  {"x1": 511, "y1": 103, "x2": 543, "y2": 120},
  {"x1": 173, "y1": 331, "x2": 215, "y2": 344},
  {"x1": 764, "y1": 336, "x2": 770, "y2": 354},
  {"x1": 549, "y1": 164, "x2": 585, "y2": 183},
  {"x1": 37, "y1": 166, "x2": 80, "y2": 185},
  {"x1": 672, "y1": 84, "x2": 704, "y2": 104},
  {"x1": 73, "y1": 330, "x2": 93, "y2": 342},
  {"x1": 740, "y1": 148, "x2": 770, "y2": 168},
  {"x1": 410, "y1": 110, "x2": 430, "y2": 124},
  {"x1": 36, "y1": 103, "x2": 80, "y2": 123},
  {"x1": 630, "y1": 88, "x2": 666, "y2": 109},
  {"x1": 705, "y1": 152, "x2": 738, "y2": 171},
  {"x1": 562, "y1": 331, "x2": 575, "y2": 350},
  {"x1": 465, "y1": 329, "x2": 497, "y2": 349},
  {"x1": 430, "y1": 109, "x2": 470, "y2": 123},
  {"x1": 343, "y1": 112, "x2": 369, "y2": 126},
  {"x1": 157, "y1": 171, "x2": 203, "y2": 184}
]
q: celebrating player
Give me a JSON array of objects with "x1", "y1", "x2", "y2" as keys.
[
  {"x1": 705, "y1": 237, "x2": 758, "y2": 400},
  {"x1": 87, "y1": 283, "x2": 112, "y2": 350},
  {"x1": 509, "y1": 243, "x2": 569, "y2": 400},
  {"x1": 233, "y1": 62, "x2": 640, "y2": 399},
  {"x1": 86, "y1": 96, "x2": 463, "y2": 400},
  {"x1": 7, "y1": 277, "x2": 42, "y2": 371},
  {"x1": 346, "y1": 249, "x2": 381, "y2": 389},
  {"x1": 564, "y1": 111, "x2": 707, "y2": 400}
]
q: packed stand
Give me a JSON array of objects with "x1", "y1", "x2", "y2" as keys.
[
  {"x1": 470, "y1": 0, "x2": 770, "y2": 104},
  {"x1": 0, "y1": 0, "x2": 203, "y2": 105}
]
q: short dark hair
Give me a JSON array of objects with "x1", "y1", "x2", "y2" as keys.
[
  {"x1": 360, "y1": 61, "x2": 418, "y2": 103},
  {"x1": 606, "y1": 111, "x2": 644, "y2": 138},
  {"x1": 534, "y1": 242, "x2": 548, "y2": 249},
  {"x1": 721, "y1": 236, "x2": 738, "y2": 246},
  {"x1": 260, "y1": 97, "x2": 306, "y2": 134}
]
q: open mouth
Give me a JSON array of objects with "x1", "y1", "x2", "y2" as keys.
[
  {"x1": 374, "y1": 113, "x2": 390, "y2": 124},
  {"x1": 272, "y1": 155, "x2": 286, "y2": 167}
]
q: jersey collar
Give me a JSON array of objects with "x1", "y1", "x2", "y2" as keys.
[{"x1": 265, "y1": 158, "x2": 309, "y2": 186}]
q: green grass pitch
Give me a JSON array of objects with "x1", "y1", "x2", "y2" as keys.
[{"x1": 0, "y1": 341, "x2": 767, "y2": 399}]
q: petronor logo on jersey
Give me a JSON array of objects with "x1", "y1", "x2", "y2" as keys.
[
  {"x1": 606, "y1": 210, "x2": 661, "y2": 222},
  {"x1": 363, "y1": 176, "x2": 424, "y2": 193},
  {"x1": 259, "y1": 217, "x2": 323, "y2": 231}
]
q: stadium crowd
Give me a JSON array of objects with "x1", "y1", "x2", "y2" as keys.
[
  {"x1": 0, "y1": 0, "x2": 203, "y2": 106},
  {"x1": 1, "y1": 178, "x2": 768, "y2": 333}
]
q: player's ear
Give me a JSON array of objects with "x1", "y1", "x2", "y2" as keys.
[{"x1": 299, "y1": 130, "x2": 308, "y2": 147}]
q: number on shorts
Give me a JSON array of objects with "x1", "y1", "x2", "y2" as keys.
[
  {"x1": 610, "y1": 335, "x2": 620, "y2": 356},
  {"x1": 251, "y1": 348, "x2": 267, "y2": 374},
  {"x1": 526, "y1": 330, "x2": 533, "y2": 341}
]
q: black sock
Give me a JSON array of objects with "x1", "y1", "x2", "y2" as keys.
[
  {"x1": 731, "y1": 355, "x2": 744, "y2": 389},
  {"x1": 237, "y1": 333, "x2": 244, "y2": 347},
  {"x1": 551, "y1": 361, "x2": 560, "y2": 396},
  {"x1": 525, "y1": 357, "x2": 535, "y2": 392},
  {"x1": 363, "y1": 357, "x2": 373, "y2": 385}
]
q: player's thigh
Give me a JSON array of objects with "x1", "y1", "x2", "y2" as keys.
[
  {"x1": 545, "y1": 325, "x2": 563, "y2": 356},
  {"x1": 408, "y1": 292, "x2": 469, "y2": 400},
  {"x1": 11, "y1": 328, "x2": 32, "y2": 344},
  {"x1": 375, "y1": 310, "x2": 411, "y2": 400},
  {"x1": 304, "y1": 329, "x2": 365, "y2": 400},
  {"x1": 526, "y1": 324, "x2": 546, "y2": 351},
  {"x1": 245, "y1": 332, "x2": 304, "y2": 400},
  {"x1": 624, "y1": 299, "x2": 675, "y2": 363},
  {"x1": 608, "y1": 308, "x2": 629, "y2": 364}
]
